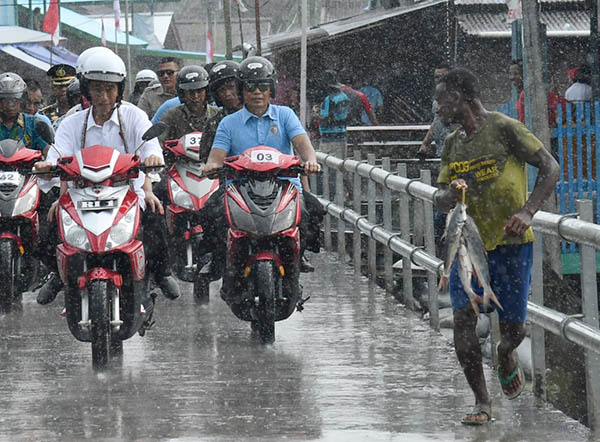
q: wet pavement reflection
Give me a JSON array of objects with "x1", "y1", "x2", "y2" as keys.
[{"x1": 0, "y1": 252, "x2": 595, "y2": 441}]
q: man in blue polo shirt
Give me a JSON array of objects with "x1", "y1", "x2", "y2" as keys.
[
  {"x1": 0, "y1": 73, "x2": 48, "y2": 153},
  {"x1": 202, "y1": 56, "x2": 323, "y2": 275}
]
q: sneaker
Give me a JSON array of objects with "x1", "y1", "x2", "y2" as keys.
[
  {"x1": 36, "y1": 272, "x2": 63, "y2": 305},
  {"x1": 155, "y1": 275, "x2": 181, "y2": 300},
  {"x1": 300, "y1": 255, "x2": 314, "y2": 273}
]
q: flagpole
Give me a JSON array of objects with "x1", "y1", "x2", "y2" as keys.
[
  {"x1": 300, "y1": 0, "x2": 307, "y2": 126},
  {"x1": 223, "y1": 0, "x2": 232, "y2": 60},
  {"x1": 124, "y1": 0, "x2": 132, "y2": 94},
  {"x1": 254, "y1": 0, "x2": 261, "y2": 55}
]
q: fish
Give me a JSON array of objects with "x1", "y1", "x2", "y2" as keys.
[
  {"x1": 438, "y1": 201, "x2": 467, "y2": 292},
  {"x1": 457, "y1": 237, "x2": 483, "y2": 315},
  {"x1": 462, "y1": 215, "x2": 503, "y2": 313}
]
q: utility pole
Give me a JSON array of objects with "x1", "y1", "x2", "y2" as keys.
[
  {"x1": 300, "y1": 0, "x2": 307, "y2": 126},
  {"x1": 589, "y1": 0, "x2": 599, "y2": 100},
  {"x1": 521, "y1": 0, "x2": 560, "y2": 276},
  {"x1": 223, "y1": 0, "x2": 233, "y2": 59},
  {"x1": 255, "y1": 0, "x2": 261, "y2": 55},
  {"x1": 125, "y1": 0, "x2": 132, "y2": 93}
]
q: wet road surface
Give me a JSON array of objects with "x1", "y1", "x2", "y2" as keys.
[{"x1": 0, "y1": 252, "x2": 595, "y2": 441}]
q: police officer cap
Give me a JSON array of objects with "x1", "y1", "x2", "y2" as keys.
[{"x1": 47, "y1": 64, "x2": 76, "y2": 86}]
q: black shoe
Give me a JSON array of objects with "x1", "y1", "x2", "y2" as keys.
[
  {"x1": 300, "y1": 255, "x2": 314, "y2": 273},
  {"x1": 155, "y1": 275, "x2": 181, "y2": 300},
  {"x1": 36, "y1": 273, "x2": 63, "y2": 305}
]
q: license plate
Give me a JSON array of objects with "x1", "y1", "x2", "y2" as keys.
[{"x1": 77, "y1": 199, "x2": 118, "y2": 210}]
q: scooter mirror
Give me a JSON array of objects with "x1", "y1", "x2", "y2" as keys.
[
  {"x1": 35, "y1": 120, "x2": 55, "y2": 145},
  {"x1": 142, "y1": 122, "x2": 166, "y2": 141}
]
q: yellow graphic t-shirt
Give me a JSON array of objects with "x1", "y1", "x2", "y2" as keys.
[{"x1": 438, "y1": 112, "x2": 543, "y2": 251}]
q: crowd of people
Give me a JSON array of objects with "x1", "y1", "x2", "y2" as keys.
[{"x1": 0, "y1": 45, "x2": 583, "y2": 426}]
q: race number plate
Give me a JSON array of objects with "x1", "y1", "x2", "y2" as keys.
[
  {"x1": 184, "y1": 133, "x2": 202, "y2": 150},
  {"x1": 0, "y1": 172, "x2": 20, "y2": 185},
  {"x1": 250, "y1": 150, "x2": 280, "y2": 164},
  {"x1": 77, "y1": 199, "x2": 118, "y2": 211}
]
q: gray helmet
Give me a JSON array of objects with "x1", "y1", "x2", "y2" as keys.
[
  {"x1": 176, "y1": 65, "x2": 209, "y2": 101},
  {"x1": 0, "y1": 72, "x2": 27, "y2": 100}
]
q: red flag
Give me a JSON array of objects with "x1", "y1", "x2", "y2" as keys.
[
  {"x1": 101, "y1": 19, "x2": 107, "y2": 47},
  {"x1": 206, "y1": 25, "x2": 213, "y2": 63},
  {"x1": 42, "y1": 0, "x2": 60, "y2": 46},
  {"x1": 113, "y1": 0, "x2": 121, "y2": 29}
]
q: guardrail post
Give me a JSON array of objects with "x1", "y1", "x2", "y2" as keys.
[
  {"x1": 398, "y1": 163, "x2": 414, "y2": 310},
  {"x1": 530, "y1": 233, "x2": 547, "y2": 399},
  {"x1": 354, "y1": 150, "x2": 362, "y2": 279},
  {"x1": 383, "y1": 157, "x2": 393, "y2": 293},
  {"x1": 368, "y1": 154, "x2": 377, "y2": 280},
  {"x1": 577, "y1": 199, "x2": 600, "y2": 429},
  {"x1": 421, "y1": 170, "x2": 439, "y2": 331},
  {"x1": 336, "y1": 164, "x2": 345, "y2": 262},
  {"x1": 309, "y1": 171, "x2": 317, "y2": 197},
  {"x1": 323, "y1": 166, "x2": 331, "y2": 250}
]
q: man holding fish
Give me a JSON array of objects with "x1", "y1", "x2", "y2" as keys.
[{"x1": 433, "y1": 68, "x2": 560, "y2": 425}]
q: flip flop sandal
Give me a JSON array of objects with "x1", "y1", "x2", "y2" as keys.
[
  {"x1": 498, "y1": 362, "x2": 525, "y2": 400},
  {"x1": 461, "y1": 404, "x2": 494, "y2": 425}
]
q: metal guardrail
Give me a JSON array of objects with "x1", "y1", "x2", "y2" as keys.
[{"x1": 313, "y1": 150, "x2": 600, "y2": 429}]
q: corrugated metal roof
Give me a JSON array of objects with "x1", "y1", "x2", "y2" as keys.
[
  {"x1": 458, "y1": 9, "x2": 590, "y2": 37},
  {"x1": 260, "y1": 0, "x2": 446, "y2": 54},
  {"x1": 455, "y1": 0, "x2": 583, "y2": 4}
]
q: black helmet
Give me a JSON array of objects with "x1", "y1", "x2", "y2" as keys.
[
  {"x1": 176, "y1": 65, "x2": 209, "y2": 102},
  {"x1": 237, "y1": 56, "x2": 277, "y2": 98},
  {"x1": 66, "y1": 78, "x2": 81, "y2": 108},
  {"x1": 209, "y1": 61, "x2": 239, "y2": 105}
]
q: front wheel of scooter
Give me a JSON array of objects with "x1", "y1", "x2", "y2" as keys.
[
  {"x1": 89, "y1": 280, "x2": 111, "y2": 370},
  {"x1": 255, "y1": 261, "x2": 276, "y2": 344},
  {"x1": 193, "y1": 275, "x2": 210, "y2": 305},
  {"x1": 0, "y1": 240, "x2": 18, "y2": 313}
]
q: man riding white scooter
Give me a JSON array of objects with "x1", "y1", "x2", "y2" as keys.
[{"x1": 35, "y1": 47, "x2": 181, "y2": 305}]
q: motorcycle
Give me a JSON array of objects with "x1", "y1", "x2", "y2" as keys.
[
  {"x1": 0, "y1": 139, "x2": 43, "y2": 312},
  {"x1": 51, "y1": 125, "x2": 164, "y2": 369},
  {"x1": 163, "y1": 132, "x2": 219, "y2": 304},
  {"x1": 219, "y1": 146, "x2": 307, "y2": 344}
]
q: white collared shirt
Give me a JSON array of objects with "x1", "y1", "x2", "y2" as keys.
[{"x1": 42, "y1": 104, "x2": 163, "y2": 210}]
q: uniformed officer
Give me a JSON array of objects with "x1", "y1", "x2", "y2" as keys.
[
  {"x1": 41, "y1": 64, "x2": 76, "y2": 123},
  {"x1": 157, "y1": 65, "x2": 220, "y2": 146},
  {"x1": 137, "y1": 57, "x2": 180, "y2": 119}
]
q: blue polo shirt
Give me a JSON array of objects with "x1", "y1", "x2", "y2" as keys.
[
  {"x1": 0, "y1": 113, "x2": 48, "y2": 151},
  {"x1": 212, "y1": 104, "x2": 306, "y2": 189}
]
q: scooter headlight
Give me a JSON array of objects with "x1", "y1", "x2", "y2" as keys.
[
  {"x1": 12, "y1": 185, "x2": 38, "y2": 217},
  {"x1": 60, "y1": 208, "x2": 91, "y2": 251},
  {"x1": 106, "y1": 206, "x2": 137, "y2": 250},
  {"x1": 169, "y1": 178, "x2": 194, "y2": 210}
]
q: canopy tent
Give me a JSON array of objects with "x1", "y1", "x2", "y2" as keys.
[
  {"x1": 17, "y1": 3, "x2": 148, "y2": 46},
  {"x1": 137, "y1": 47, "x2": 243, "y2": 62},
  {"x1": 0, "y1": 26, "x2": 66, "y2": 45},
  {"x1": 15, "y1": 44, "x2": 78, "y2": 66},
  {"x1": 0, "y1": 45, "x2": 50, "y2": 71}
]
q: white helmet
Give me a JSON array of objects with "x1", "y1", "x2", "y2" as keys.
[
  {"x1": 79, "y1": 47, "x2": 127, "y2": 102},
  {"x1": 76, "y1": 46, "x2": 115, "y2": 75},
  {"x1": 135, "y1": 69, "x2": 158, "y2": 83},
  {"x1": 0, "y1": 72, "x2": 26, "y2": 99}
]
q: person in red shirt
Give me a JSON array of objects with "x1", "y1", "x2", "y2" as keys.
[
  {"x1": 509, "y1": 60, "x2": 567, "y2": 127},
  {"x1": 339, "y1": 72, "x2": 378, "y2": 126}
]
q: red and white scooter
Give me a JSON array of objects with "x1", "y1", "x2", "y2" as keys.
[
  {"x1": 53, "y1": 125, "x2": 163, "y2": 369},
  {"x1": 164, "y1": 131, "x2": 219, "y2": 304},
  {"x1": 0, "y1": 139, "x2": 42, "y2": 312}
]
